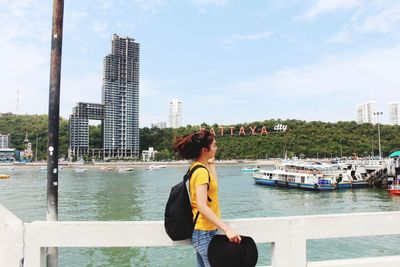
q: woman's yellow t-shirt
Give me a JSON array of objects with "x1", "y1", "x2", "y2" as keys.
[{"x1": 189, "y1": 162, "x2": 221, "y2": 231}]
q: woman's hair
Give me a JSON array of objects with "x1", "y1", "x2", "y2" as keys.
[{"x1": 173, "y1": 130, "x2": 215, "y2": 160}]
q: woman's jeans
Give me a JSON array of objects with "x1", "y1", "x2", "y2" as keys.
[{"x1": 191, "y1": 229, "x2": 217, "y2": 267}]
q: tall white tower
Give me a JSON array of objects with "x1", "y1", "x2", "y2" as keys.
[
  {"x1": 388, "y1": 102, "x2": 400, "y2": 125},
  {"x1": 169, "y1": 99, "x2": 182, "y2": 128},
  {"x1": 356, "y1": 101, "x2": 377, "y2": 124}
]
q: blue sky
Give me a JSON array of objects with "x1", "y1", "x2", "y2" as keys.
[{"x1": 1, "y1": 0, "x2": 400, "y2": 127}]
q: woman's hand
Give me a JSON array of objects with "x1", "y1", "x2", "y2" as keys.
[{"x1": 225, "y1": 228, "x2": 241, "y2": 244}]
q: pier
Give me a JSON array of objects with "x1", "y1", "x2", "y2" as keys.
[
  {"x1": 2, "y1": 204, "x2": 400, "y2": 267},
  {"x1": 359, "y1": 159, "x2": 397, "y2": 188}
]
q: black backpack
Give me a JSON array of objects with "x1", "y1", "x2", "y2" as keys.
[{"x1": 164, "y1": 165, "x2": 210, "y2": 241}]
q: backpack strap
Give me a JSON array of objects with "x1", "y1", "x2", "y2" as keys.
[{"x1": 185, "y1": 164, "x2": 212, "y2": 227}]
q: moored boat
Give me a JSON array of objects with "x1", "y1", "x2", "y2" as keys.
[
  {"x1": 388, "y1": 179, "x2": 400, "y2": 195},
  {"x1": 146, "y1": 165, "x2": 166, "y2": 170},
  {"x1": 252, "y1": 166, "x2": 336, "y2": 191},
  {"x1": 74, "y1": 168, "x2": 88, "y2": 173},
  {"x1": 117, "y1": 167, "x2": 134, "y2": 172}
]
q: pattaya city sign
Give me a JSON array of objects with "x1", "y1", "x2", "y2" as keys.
[{"x1": 201, "y1": 124, "x2": 288, "y2": 136}]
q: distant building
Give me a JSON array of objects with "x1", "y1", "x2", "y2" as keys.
[
  {"x1": 0, "y1": 148, "x2": 15, "y2": 162},
  {"x1": 69, "y1": 102, "x2": 105, "y2": 157},
  {"x1": 103, "y1": 34, "x2": 140, "y2": 158},
  {"x1": 151, "y1": 122, "x2": 167, "y2": 129},
  {"x1": 23, "y1": 132, "x2": 33, "y2": 160},
  {"x1": 169, "y1": 99, "x2": 182, "y2": 128},
  {"x1": 142, "y1": 147, "x2": 158, "y2": 161},
  {"x1": 0, "y1": 112, "x2": 13, "y2": 117},
  {"x1": 0, "y1": 134, "x2": 10, "y2": 148},
  {"x1": 388, "y1": 102, "x2": 400, "y2": 125},
  {"x1": 356, "y1": 101, "x2": 377, "y2": 124},
  {"x1": 68, "y1": 34, "x2": 140, "y2": 159}
]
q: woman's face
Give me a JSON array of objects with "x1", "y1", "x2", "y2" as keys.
[{"x1": 205, "y1": 139, "x2": 217, "y2": 159}]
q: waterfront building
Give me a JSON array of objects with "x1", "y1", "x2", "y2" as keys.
[
  {"x1": 151, "y1": 122, "x2": 167, "y2": 129},
  {"x1": 142, "y1": 147, "x2": 158, "y2": 161},
  {"x1": 356, "y1": 101, "x2": 377, "y2": 124},
  {"x1": 169, "y1": 99, "x2": 182, "y2": 128},
  {"x1": 69, "y1": 102, "x2": 105, "y2": 158},
  {"x1": 388, "y1": 102, "x2": 400, "y2": 125},
  {"x1": 0, "y1": 134, "x2": 10, "y2": 149},
  {"x1": 69, "y1": 34, "x2": 140, "y2": 159},
  {"x1": 103, "y1": 34, "x2": 140, "y2": 158}
]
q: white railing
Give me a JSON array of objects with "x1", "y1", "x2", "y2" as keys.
[
  {"x1": 0, "y1": 205, "x2": 24, "y2": 267},
  {"x1": 2, "y1": 204, "x2": 400, "y2": 267}
]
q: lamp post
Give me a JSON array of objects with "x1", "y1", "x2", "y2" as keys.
[
  {"x1": 35, "y1": 134, "x2": 38, "y2": 162},
  {"x1": 374, "y1": 112, "x2": 383, "y2": 160}
]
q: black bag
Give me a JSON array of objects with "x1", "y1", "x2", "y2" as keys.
[{"x1": 164, "y1": 165, "x2": 210, "y2": 241}]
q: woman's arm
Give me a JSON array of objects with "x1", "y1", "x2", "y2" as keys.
[{"x1": 196, "y1": 184, "x2": 241, "y2": 243}]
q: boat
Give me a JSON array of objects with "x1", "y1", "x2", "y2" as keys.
[
  {"x1": 39, "y1": 166, "x2": 47, "y2": 171},
  {"x1": 0, "y1": 174, "x2": 10, "y2": 179},
  {"x1": 73, "y1": 168, "x2": 88, "y2": 173},
  {"x1": 146, "y1": 165, "x2": 166, "y2": 170},
  {"x1": 117, "y1": 167, "x2": 134, "y2": 172},
  {"x1": 252, "y1": 161, "x2": 337, "y2": 191},
  {"x1": 241, "y1": 166, "x2": 260, "y2": 173},
  {"x1": 100, "y1": 167, "x2": 113, "y2": 171},
  {"x1": 388, "y1": 179, "x2": 400, "y2": 195}
]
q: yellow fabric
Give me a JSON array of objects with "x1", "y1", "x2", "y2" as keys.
[{"x1": 189, "y1": 162, "x2": 221, "y2": 231}]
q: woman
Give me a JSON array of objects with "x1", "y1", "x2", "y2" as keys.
[{"x1": 173, "y1": 130, "x2": 241, "y2": 267}]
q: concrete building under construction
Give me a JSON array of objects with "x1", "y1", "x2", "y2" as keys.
[{"x1": 69, "y1": 34, "x2": 140, "y2": 159}]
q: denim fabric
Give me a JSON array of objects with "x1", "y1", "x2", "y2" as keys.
[{"x1": 191, "y1": 229, "x2": 217, "y2": 267}]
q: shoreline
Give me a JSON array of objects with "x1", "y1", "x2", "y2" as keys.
[{"x1": 0, "y1": 159, "x2": 279, "y2": 169}]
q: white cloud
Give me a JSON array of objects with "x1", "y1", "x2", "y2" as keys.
[
  {"x1": 198, "y1": 45, "x2": 400, "y2": 123},
  {"x1": 220, "y1": 31, "x2": 273, "y2": 44},
  {"x1": 191, "y1": 0, "x2": 228, "y2": 7},
  {"x1": 325, "y1": 30, "x2": 353, "y2": 45},
  {"x1": 132, "y1": 0, "x2": 165, "y2": 11},
  {"x1": 299, "y1": 0, "x2": 361, "y2": 20},
  {"x1": 357, "y1": 3, "x2": 400, "y2": 34}
]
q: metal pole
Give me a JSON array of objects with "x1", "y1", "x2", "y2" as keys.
[
  {"x1": 374, "y1": 112, "x2": 383, "y2": 160},
  {"x1": 47, "y1": 0, "x2": 64, "y2": 266},
  {"x1": 36, "y1": 134, "x2": 38, "y2": 162},
  {"x1": 340, "y1": 139, "x2": 343, "y2": 158}
]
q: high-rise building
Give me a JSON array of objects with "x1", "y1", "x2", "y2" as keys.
[
  {"x1": 69, "y1": 102, "x2": 105, "y2": 157},
  {"x1": 102, "y1": 34, "x2": 140, "y2": 158},
  {"x1": 388, "y1": 102, "x2": 400, "y2": 125},
  {"x1": 0, "y1": 134, "x2": 10, "y2": 148},
  {"x1": 69, "y1": 34, "x2": 140, "y2": 159},
  {"x1": 151, "y1": 122, "x2": 167, "y2": 129},
  {"x1": 169, "y1": 99, "x2": 182, "y2": 128},
  {"x1": 356, "y1": 101, "x2": 377, "y2": 124}
]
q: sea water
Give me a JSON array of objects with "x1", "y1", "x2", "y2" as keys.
[{"x1": 1, "y1": 165, "x2": 400, "y2": 266}]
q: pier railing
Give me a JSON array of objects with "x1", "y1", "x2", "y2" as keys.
[{"x1": 2, "y1": 204, "x2": 400, "y2": 267}]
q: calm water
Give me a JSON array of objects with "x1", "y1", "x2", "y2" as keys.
[{"x1": 1, "y1": 165, "x2": 400, "y2": 266}]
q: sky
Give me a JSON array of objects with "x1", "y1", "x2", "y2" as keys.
[{"x1": 1, "y1": 0, "x2": 400, "y2": 127}]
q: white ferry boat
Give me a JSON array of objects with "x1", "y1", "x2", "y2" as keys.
[
  {"x1": 253, "y1": 161, "x2": 370, "y2": 190},
  {"x1": 253, "y1": 161, "x2": 340, "y2": 191}
]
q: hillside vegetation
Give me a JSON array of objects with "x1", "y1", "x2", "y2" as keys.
[{"x1": 1, "y1": 115, "x2": 399, "y2": 160}]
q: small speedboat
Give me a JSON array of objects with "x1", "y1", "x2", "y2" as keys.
[
  {"x1": 74, "y1": 168, "x2": 88, "y2": 173},
  {"x1": 388, "y1": 183, "x2": 400, "y2": 195},
  {"x1": 117, "y1": 168, "x2": 133, "y2": 172},
  {"x1": 146, "y1": 165, "x2": 166, "y2": 170}
]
